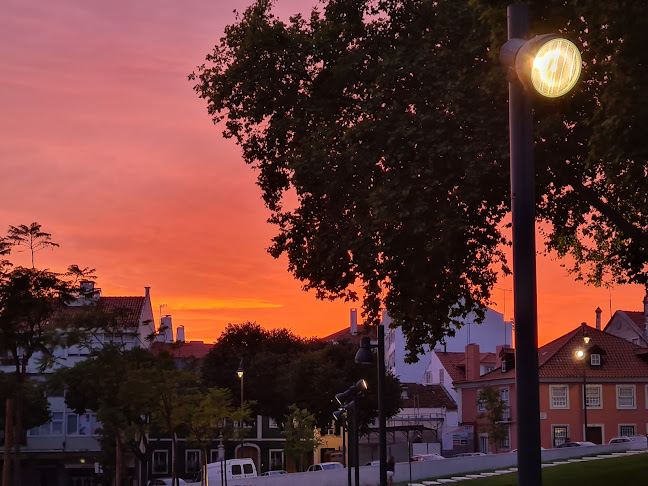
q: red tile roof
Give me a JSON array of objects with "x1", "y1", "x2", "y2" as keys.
[
  {"x1": 436, "y1": 351, "x2": 497, "y2": 382},
  {"x1": 60, "y1": 296, "x2": 146, "y2": 328},
  {"x1": 400, "y1": 383, "x2": 457, "y2": 409},
  {"x1": 623, "y1": 311, "x2": 646, "y2": 331},
  {"x1": 460, "y1": 325, "x2": 648, "y2": 383},
  {"x1": 151, "y1": 340, "x2": 213, "y2": 359}
]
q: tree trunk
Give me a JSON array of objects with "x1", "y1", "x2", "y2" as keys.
[
  {"x1": 12, "y1": 372, "x2": 25, "y2": 486},
  {"x1": 2, "y1": 398, "x2": 13, "y2": 486}
]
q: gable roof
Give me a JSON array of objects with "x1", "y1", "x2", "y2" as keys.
[
  {"x1": 400, "y1": 383, "x2": 457, "y2": 410},
  {"x1": 622, "y1": 311, "x2": 645, "y2": 332},
  {"x1": 436, "y1": 351, "x2": 497, "y2": 382},
  {"x1": 321, "y1": 324, "x2": 374, "y2": 342},
  {"x1": 460, "y1": 325, "x2": 648, "y2": 384},
  {"x1": 58, "y1": 296, "x2": 146, "y2": 328}
]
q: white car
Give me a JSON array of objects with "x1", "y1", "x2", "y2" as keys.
[
  {"x1": 410, "y1": 454, "x2": 445, "y2": 461},
  {"x1": 307, "y1": 462, "x2": 344, "y2": 471}
]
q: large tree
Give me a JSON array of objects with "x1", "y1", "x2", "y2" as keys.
[
  {"x1": 201, "y1": 322, "x2": 402, "y2": 430},
  {"x1": 192, "y1": 0, "x2": 647, "y2": 360}
]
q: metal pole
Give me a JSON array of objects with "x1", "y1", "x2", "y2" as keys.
[
  {"x1": 353, "y1": 409, "x2": 359, "y2": 486},
  {"x1": 345, "y1": 421, "x2": 351, "y2": 486},
  {"x1": 583, "y1": 369, "x2": 589, "y2": 441},
  {"x1": 378, "y1": 324, "x2": 387, "y2": 486},
  {"x1": 507, "y1": 4, "x2": 542, "y2": 486}
]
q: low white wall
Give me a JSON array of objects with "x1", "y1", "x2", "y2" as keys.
[{"x1": 205, "y1": 442, "x2": 645, "y2": 486}]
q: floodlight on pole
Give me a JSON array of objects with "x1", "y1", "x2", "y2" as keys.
[
  {"x1": 355, "y1": 325, "x2": 387, "y2": 486},
  {"x1": 499, "y1": 4, "x2": 582, "y2": 486}
]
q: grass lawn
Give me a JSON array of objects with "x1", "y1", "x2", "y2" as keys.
[{"x1": 395, "y1": 453, "x2": 648, "y2": 486}]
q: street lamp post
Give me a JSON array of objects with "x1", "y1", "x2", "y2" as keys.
[
  {"x1": 499, "y1": 4, "x2": 582, "y2": 486},
  {"x1": 237, "y1": 358, "x2": 244, "y2": 406},
  {"x1": 575, "y1": 326, "x2": 591, "y2": 441},
  {"x1": 335, "y1": 380, "x2": 367, "y2": 486},
  {"x1": 355, "y1": 324, "x2": 387, "y2": 486}
]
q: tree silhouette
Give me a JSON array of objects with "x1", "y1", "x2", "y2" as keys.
[{"x1": 7, "y1": 223, "x2": 59, "y2": 269}]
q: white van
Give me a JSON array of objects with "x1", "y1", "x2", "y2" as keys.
[{"x1": 188, "y1": 458, "x2": 257, "y2": 486}]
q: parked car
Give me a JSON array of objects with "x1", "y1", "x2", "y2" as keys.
[
  {"x1": 609, "y1": 436, "x2": 632, "y2": 444},
  {"x1": 365, "y1": 460, "x2": 381, "y2": 466},
  {"x1": 410, "y1": 454, "x2": 445, "y2": 461},
  {"x1": 260, "y1": 470, "x2": 288, "y2": 476},
  {"x1": 556, "y1": 441, "x2": 597, "y2": 448},
  {"x1": 308, "y1": 462, "x2": 345, "y2": 471},
  {"x1": 147, "y1": 479, "x2": 189, "y2": 486},
  {"x1": 454, "y1": 452, "x2": 486, "y2": 458}
]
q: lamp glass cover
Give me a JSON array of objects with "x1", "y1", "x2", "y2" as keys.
[{"x1": 531, "y1": 38, "x2": 581, "y2": 97}]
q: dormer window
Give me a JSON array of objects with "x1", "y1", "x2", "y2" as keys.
[
  {"x1": 401, "y1": 386, "x2": 409, "y2": 399},
  {"x1": 501, "y1": 360, "x2": 507, "y2": 373},
  {"x1": 590, "y1": 353, "x2": 601, "y2": 366}
]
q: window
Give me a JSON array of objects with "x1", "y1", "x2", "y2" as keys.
[
  {"x1": 28, "y1": 412, "x2": 64, "y2": 436},
  {"x1": 210, "y1": 449, "x2": 220, "y2": 463},
  {"x1": 477, "y1": 390, "x2": 486, "y2": 412},
  {"x1": 590, "y1": 354, "x2": 601, "y2": 366},
  {"x1": 552, "y1": 425, "x2": 569, "y2": 447},
  {"x1": 617, "y1": 385, "x2": 636, "y2": 409},
  {"x1": 268, "y1": 418, "x2": 278, "y2": 429},
  {"x1": 232, "y1": 464, "x2": 242, "y2": 476},
  {"x1": 550, "y1": 386, "x2": 569, "y2": 409},
  {"x1": 632, "y1": 337, "x2": 640, "y2": 345},
  {"x1": 619, "y1": 424, "x2": 637, "y2": 437},
  {"x1": 186, "y1": 449, "x2": 201, "y2": 475},
  {"x1": 501, "y1": 360, "x2": 507, "y2": 373},
  {"x1": 500, "y1": 388, "x2": 510, "y2": 420},
  {"x1": 152, "y1": 450, "x2": 169, "y2": 474},
  {"x1": 66, "y1": 413, "x2": 100, "y2": 436},
  {"x1": 269, "y1": 449, "x2": 284, "y2": 471},
  {"x1": 585, "y1": 385, "x2": 602, "y2": 409},
  {"x1": 484, "y1": 366, "x2": 495, "y2": 374},
  {"x1": 501, "y1": 426, "x2": 511, "y2": 449},
  {"x1": 439, "y1": 369, "x2": 445, "y2": 384},
  {"x1": 424, "y1": 371, "x2": 432, "y2": 384}
]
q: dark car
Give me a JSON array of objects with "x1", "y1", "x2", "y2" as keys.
[{"x1": 556, "y1": 441, "x2": 596, "y2": 448}]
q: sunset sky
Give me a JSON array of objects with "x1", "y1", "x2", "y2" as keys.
[{"x1": 1, "y1": 0, "x2": 644, "y2": 348}]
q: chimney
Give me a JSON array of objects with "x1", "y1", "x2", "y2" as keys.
[
  {"x1": 145, "y1": 287, "x2": 150, "y2": 298},
  {"x1": 465, "y1": 343, "x2": 481, "y2": 381},
  {"x1": 80, "y1": 280, "x2": 94, "y2": 293},
  {"x1": 495, "y1": 344, "x2": 511, "y2": 369},
  {"x1": 350, "y1": 308, "x2": 358, "y2": 335},
  {"x1": 176, "y1": 325, "x2": 185, "y2": 342},
  {"x1": 595, "y1": 307, "x2": 602, "y2": 330},
  {"x1": 161, "y1": 315, "x2": 173, "y2": 343}
]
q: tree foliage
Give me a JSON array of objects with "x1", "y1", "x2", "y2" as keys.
[
  {"x1": 201, "y1": 322, "x2": 402, "y2": 430},
  {"x1": 281, "y1": 404, "x2": 323, "y2": 472},
  {"x1": 477, "y1": 386, "x2": 509, "y2": 453},
  {"x1": 192, "y1": 0, "x2": 648, "y2": 360},
  {"x1": 7, "y1": 222, "x2": 59, "y2": 269}
]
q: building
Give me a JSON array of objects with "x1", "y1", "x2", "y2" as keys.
[
  {"x1": 0, "y1": 283, "x2": 155, "y2": 486},
  {"x1": 456, "y1": 324, "x2": 648, "y2": 453},
  {"x1": 604, "y1": 292, "x2": 648, "y2": 347}
]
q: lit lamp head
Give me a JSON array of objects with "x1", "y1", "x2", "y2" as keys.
[
  {"x1": 237, "y1": 358, "x2": 244, "y2": 378},
  {"x1": 575, "y1": 349, "x2": 585, "y2": 360},
  {"x1": 501, "y1": 34, "x2": 582, "y2": 98}
]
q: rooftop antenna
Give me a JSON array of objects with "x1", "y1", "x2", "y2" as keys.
[{"x1": 159, "y1": 303, "x2": 167, "y2": 322}]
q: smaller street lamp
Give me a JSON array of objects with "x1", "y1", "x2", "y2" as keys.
[
  {"x1": 575, "y1": 328, "x2": 591, "y2": 441},
  {"x1": 237, "y1": 358, "x2": 244, "y2": 405}
]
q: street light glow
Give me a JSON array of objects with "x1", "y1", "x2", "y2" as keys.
[
  {"x1": 531, "y1": 38, "x2": 581, "y2": 97},
  {"x1": 575, "y1": 349, "x2": 585, "y2": 359}
]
